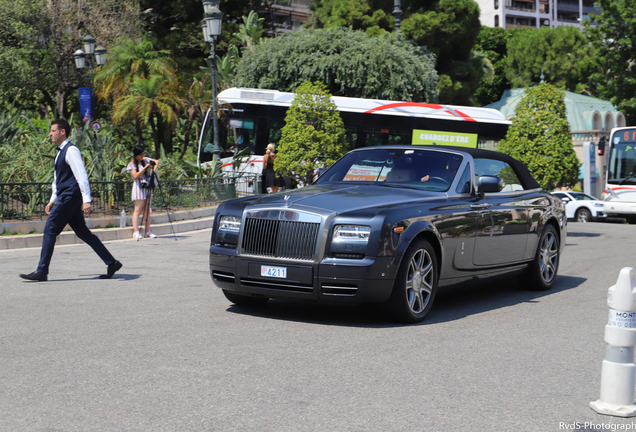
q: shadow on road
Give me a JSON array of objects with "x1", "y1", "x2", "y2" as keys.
[
  {"x1": 45, "y1": 273, "x2": 142, "y2": 282},
  {"x1": 225, "y1": 274, "x2": 586, "y2": 328}
]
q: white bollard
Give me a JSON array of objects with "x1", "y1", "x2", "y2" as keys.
[
  {"x1": 590, "y1": 267, "x2": 636, "y2": 417},
  {"x1": 120, "y1": 209, "x2": 126, "y2": 228}
]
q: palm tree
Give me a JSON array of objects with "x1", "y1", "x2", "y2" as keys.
[
  {"x1": 94, "y1": 37, "x2": 178, "y2": 146},
  {"x1": 93, "y1": 37, "x2": 177, "y2": 103},
  {"x1": 111, "y1": 76, "x2": 184, "y2": 158},
  {"x1": 179, "y1": 76, "x2": 213, "y2": 160}
]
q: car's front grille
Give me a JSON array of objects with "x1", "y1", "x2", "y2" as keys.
[{"x1": 241, "y1": 217, "x2": 320, "y2": 261}]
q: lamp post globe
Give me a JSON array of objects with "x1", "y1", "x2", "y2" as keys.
[
  {"x1": 94, "y1": 44, "x2": 107, "y2": 66},
  {"x1": 74, "y1": 49, "x2": 86, "y2": 70},
  {"x1": 83, "y1": 34, "x2": 96, "y2": 55},
  {"x1": 205, "y1": 7, "x2": 223, "y2": 37},
  {"x1": 202, "y1": 0, "x2": 214, "y2": 13}
]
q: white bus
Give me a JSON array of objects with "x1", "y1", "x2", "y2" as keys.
[
  {"x1": 198, "y1": 87, "x2": 511, "y2": 162},
  {"x1": 604, "y1": 127, "x2": 636, "y2": 222}
]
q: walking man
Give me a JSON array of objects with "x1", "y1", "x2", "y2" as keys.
[{"x1": 19, "y1": 119, "x2": 122, "y2": 281}]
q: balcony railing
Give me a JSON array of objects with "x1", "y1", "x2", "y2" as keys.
[{"x1": 0, "y1": 175, "x2": 261, "y2": 222}]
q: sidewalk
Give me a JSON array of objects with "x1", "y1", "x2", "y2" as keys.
[{"x1": 0, "y1": 206, "x2": 217, "y2": 250}]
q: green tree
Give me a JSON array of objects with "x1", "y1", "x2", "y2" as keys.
[
  {"x1": 234, "y1": 27, "x2": 438, "y2": 102},
  {"x1": 309, "y1": 0, "x2": 483, "y2": 105},
  {"x1": 401, "y1": 0, "x2": 482, "y2": 104},
  {"x1": 0, "y1": 0, "x2": 141, "y2": 118},
  {"x1": 504, "y1": 26, "x2": 595, "y2": 92},
  {"x1": 236, "y1": 10, "x2": 265, "y2": 52},
  {"x1": 498, "y1": 84, "x2": 579, "y2": 190},
  {"x1": 584, "y1": 0, "x2": 636, "y2": 123},
  {"x1": 93, "y1": 38, "x2": 177, "y2": 104},
  {"x1": 275, "y1": 81, "x2": 348, "y2": 186},
  {"x1": 308, "y1": 0, "x2": 393, "y2": 35},
  {"x1": 473, "y1": 27, "x2": 514, "y2": 106},
  {"x1": 180, "y1": 76, "x2": 212, "y2": 160},
  {"x1": 111, "y1": 76, "x2": 184, "y2": 158}
]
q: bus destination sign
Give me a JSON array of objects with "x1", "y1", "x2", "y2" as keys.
[{"x1": 412, "y1": 130, "x2": 478, "y2": 148}]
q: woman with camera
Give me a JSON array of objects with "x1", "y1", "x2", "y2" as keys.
[{"x1": 127, "y1": 145, "x2": 159, "y2": 240}]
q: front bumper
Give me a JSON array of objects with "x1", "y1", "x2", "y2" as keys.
[
  {"x1": 209, "y1": 245, "x2": 396, "y2": 304},
  {"x1": 604, "y1": 201, "x2": 636, "y2": 216}
]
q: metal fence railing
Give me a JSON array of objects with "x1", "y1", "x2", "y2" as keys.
[{"x1": 0, "y1": 174, "x2": 261, "y2": 222}]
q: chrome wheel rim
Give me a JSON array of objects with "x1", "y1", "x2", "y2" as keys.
[
  {"x1": 405, "y1": 248, "x2": 434, "y2": 314},
  {"x1": 539, "y1": 231, "x2": 558, "y2": 283}
]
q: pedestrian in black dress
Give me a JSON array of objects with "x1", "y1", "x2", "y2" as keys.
[{"x1": 263, "y1": 143, "x2": 279, "y2": 193}]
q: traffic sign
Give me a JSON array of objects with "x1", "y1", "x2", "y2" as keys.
[{"x1": 91, "y1": 121, "x2": 102, "y2": 134}]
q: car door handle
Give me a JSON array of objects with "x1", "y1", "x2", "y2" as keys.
[{"x1": 470, "y1": 203, "x2": 492, "y2": 210}]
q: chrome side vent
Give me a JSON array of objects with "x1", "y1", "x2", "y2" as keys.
[
  {"x1": 322, "y1": 284, "x2": 358, "y2": 296},
  {"x1": 213, "y1": 271, "x2": 236, "y2": 284},
  {"x1": 241, "y1": 217, "x2": 320, "y2": 261}
]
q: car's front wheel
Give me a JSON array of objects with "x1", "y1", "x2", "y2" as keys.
[
  {"x1": 575, "y1": 208, "x2": 592, "y2": 223},
  {"x1": 388, "y1": 238, "x2": 438, "y2": 323},
  {"x1": 520, "y1": 224, "x2": 560, "y2": 291},
  {"x1": 223, "y1": 290, "x2": 269, "y2": 306}
]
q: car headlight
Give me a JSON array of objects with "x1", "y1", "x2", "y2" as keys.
[
  {"x1": 594, "y1": 203, "x2": 604, "y2": 207},
  {"x1": 333, "y1": 225, "x2": 371, "y2": 241},
  {"x1": 219, "y1": 215, "x2": 241, "y2": 231}
]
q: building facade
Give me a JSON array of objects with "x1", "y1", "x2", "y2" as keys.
[
  {"x1": 266, "y1": 0, "x2": 312, "y2": 35},
  {"x1": 474, "y1": 0, "x2": 601, "y2": 29}
]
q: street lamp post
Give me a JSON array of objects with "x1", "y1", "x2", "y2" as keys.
[
  {"x1": 74, "y1": 33, "x2": 107, "y2": 123},
  {"x1": 202, "y1": 0, "x2": 223, "y2": 163},
  {"x1": 393, "y1": 0, "x2": 403, "y2": 39}
]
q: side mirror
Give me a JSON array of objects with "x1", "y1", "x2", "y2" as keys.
[
  {"x1": 561, "y1": 197, "x2": 571, "y2": 204},
  {"x1": 477, "y1": 175, "x2": 504, "y2": 194}
]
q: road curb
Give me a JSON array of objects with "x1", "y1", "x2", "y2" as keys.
[{"x1": 0, "y1": 206, "x2": 217, "y2": 250}]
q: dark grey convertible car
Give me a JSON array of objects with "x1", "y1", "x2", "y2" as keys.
[{"x1": 209, "y1": 145, "x2": 566, "y2": 323}]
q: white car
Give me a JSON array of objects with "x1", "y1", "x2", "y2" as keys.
[{"x1": 552, "y1": 191, "x2": 606, "y2": 222}]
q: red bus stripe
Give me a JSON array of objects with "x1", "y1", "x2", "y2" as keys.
[{"x1": 364, "y1": 102, "x2": 477, "y2": 122}]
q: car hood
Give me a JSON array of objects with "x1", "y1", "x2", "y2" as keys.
[{"x1": 242, "y1": 184, "x2": 444, "y2": 214}]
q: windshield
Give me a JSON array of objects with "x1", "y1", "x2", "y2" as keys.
[
  {"x1": 315, "y1": 148, "x2": 463, "y2": 192},
  {"x1": 608, "y1": 141, "x2": 636, "y2": 185},
  {"x1": 569, "y1": 193, "x2": 596, "y2": 201}
]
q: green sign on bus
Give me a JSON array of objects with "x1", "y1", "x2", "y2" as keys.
[{"x1": 412, "y1": 130, "x2": 478, "y2": 147}]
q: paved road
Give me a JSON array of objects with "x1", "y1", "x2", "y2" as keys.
[{"x1": 2, "y1": 224, "x2": 636, "y2": 431}]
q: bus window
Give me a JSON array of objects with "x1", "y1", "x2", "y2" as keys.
[
  {"x1": 345, "y1": 125, "x2": 359, "y2": 150},
  {"x1": 361, "y1": 127, "x2": 411, "y2": 147},
  {"x1": 268, "y1": 120, "x2": 285, "y2": 145}
]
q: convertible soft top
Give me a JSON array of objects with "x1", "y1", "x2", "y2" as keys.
[{"x1": 354, "y1": 145, "x2": 542, "y2": 191}]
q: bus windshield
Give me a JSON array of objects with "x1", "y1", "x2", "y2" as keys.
[{"x1": 608, "y1": 139, "x2": 636, "y2": 185}]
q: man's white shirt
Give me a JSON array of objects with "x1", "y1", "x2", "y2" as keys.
[{"x1": 51, "y1": 139, "x2": 92, "y2": 204}]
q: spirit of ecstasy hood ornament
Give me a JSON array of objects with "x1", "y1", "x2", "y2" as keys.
[{"x1": 284, "y1": 195, "x2": 291, "y2": 207}]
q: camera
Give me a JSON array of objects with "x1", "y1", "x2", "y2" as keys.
[
  {"x1": 149, "y1": 160, "x2": 156, "y2": 167},
  {"x1": 140, "y1": 180, "x2": 149, "y2": 189}
]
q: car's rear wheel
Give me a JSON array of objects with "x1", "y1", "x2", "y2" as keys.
[
  {"x1": 575, "y1": 208, "x2": 592, "y2": 223},
  {"x1": 388, "y1": 238, "x2": 438, "y2": 323},
  {"x1": 222, "y1": 290, "x2": 269, "y2": 306},
  {"x1": 520, "y1": 224, "x2": 559, "y2": 291}
]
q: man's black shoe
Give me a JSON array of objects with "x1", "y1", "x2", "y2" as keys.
[
  {"x1": 100, "y1": 260, "x2": 122, "y2": 279},
  {"x1": 19, "y1": 271, "x2": 47, "y2": 282}
]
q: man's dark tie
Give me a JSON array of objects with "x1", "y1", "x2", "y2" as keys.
[{"x1": 56, "y1": 147, "x2": 61, "y2": 151}]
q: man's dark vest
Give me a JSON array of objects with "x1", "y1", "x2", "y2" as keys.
[{"x1": 55, "y1": 143, "x2": 81, "y2": 197}]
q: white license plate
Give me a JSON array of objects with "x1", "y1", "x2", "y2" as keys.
[{"x1": 261, "y1": 265, "x2": 287, "y2": 278}]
